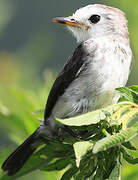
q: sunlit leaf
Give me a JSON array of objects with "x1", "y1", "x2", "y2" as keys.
[
  {"x1": 93, "y1": 124, "x2": 138, "y2": 154},
  {"x1": 1, "y1": 85, "x2": 138, "y2": 180},
  {"x1": 55, "y1": 102, "x2": 138, "y2": 133},
  {"x1": 73, "y1": 141, "x2": 93, "y2": 167}
]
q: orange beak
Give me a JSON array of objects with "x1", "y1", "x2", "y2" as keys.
[{"x1": 52, "y1": 17, "x2": 86, "y2": 27}]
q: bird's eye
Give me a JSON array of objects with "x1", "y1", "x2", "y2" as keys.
[{"x1": 89, "y1": 14, "x2": 101, "y2": 24}]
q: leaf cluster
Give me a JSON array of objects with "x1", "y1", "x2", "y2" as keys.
[{"x1": 0, "y1": 85, "x2": 138, "y2": 180}]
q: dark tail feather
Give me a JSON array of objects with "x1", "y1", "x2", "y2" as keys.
[{"x1": 2, "y1": 130, "x2": 39, "y2": 176}]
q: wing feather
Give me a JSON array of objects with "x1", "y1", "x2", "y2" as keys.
[{"x1": 44, "y1": 43, "x2": 88, "y2": 122}]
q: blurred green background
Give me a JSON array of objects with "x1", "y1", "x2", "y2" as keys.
[{"x1": 0, "y1": 0, "x2": 137, "y2": 179}]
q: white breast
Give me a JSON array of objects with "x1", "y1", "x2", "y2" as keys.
[{"x1": 52, "y1": 37, "x2": 132, "y2": 120}]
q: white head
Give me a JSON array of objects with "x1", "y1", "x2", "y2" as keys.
[{"x1": 52, "y1": 4, "x2": 129, "y2": 43}]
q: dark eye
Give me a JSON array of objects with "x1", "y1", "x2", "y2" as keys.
[{"x1": 89, "y1": 14, "x2": 101, "y2": 24}]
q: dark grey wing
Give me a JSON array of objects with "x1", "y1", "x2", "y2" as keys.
[{"x1": 44, "y1": 43, "x2": 88, "y2": 122}]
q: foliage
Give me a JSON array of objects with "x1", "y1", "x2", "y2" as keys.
[
  {"x1": 0, "y1": 85, "x2": 137, "y2": 180},
  {"x1": 0, "y1": 1, "x2": 137, "y2": 179}
]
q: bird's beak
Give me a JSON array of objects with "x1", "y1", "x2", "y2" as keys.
[{"x1": 52, "y1": 17, "x2": 86, "y2": 27}]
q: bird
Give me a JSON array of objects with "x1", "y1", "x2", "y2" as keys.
[{"x1": 2, "y1": 4, "x2": 132, "y2": 176}]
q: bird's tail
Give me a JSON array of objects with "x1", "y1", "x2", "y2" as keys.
[{"x1": 2, "y1": 129, "x2": 40, "y2": 176}]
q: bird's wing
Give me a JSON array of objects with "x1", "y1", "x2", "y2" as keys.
[{"x1": 44, "y1": 42, "x2": 93, "y2": 122}]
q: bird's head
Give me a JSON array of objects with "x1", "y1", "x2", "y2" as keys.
[{"x1": 52, "y1": 4, "x2": 128, "y2": 43}]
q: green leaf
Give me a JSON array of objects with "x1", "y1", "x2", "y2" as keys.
[
  {"x1": 1, "y1": 85, "x2": 138, "y2": 179},
  {"x1": 60, "y1": 166, "x2": 78, "y2": 180},
  {"x1": 93, "y1": 124, "x2": 138, "y2": 154},
  {"x1": 55, "y1": 102, "x2": 135, "y2": 126},
  {"x1": 35, "y1": 142, "x2": 73, "y2": 158},
  {"x1": 117, "y1": 107, "x2": 138, "y2": 129},
  {"x1": 73, "y1": 141, "x2": 93, "y2": 167},
  {"x1": 108, "y1": 158, "x2": 121, "y2": 180},
  {"x1": 121, "y1": 148, "x2": 138, "y2": 164},
  {"x1": 55, "y1": 110, "x2": 106, "y2": 126},
  {"x1": 117, "y1": 86, "x2": 138, "y2": 104},
  {"x1": 40, "y1": 159, "x2": 69, "y2": 171},
  {"x1": 55, "y1": 102, "x2": 138, "y2": 136},
  {"x1": 122, "y1": 141, "x2": 137, "y2": 150},
  {"x1": 128, "y1": 85, "x2": 138, "y2": 94}
]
